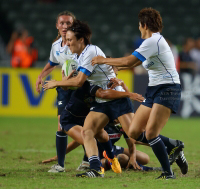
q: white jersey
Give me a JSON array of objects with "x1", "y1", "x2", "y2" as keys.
[
  {"x1": 133, "y1": 33, "x2": 180, "y2": 86},
  {"x1": 76, "y1": 44, "x2": 124, "y2": 103},
  {"x1": 49, "y1": 37, "x2": 75, "y2": 66}
]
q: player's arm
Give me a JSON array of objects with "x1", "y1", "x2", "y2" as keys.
[
  {"x1": 36, "y1": 62, "x2": 57, "y2": 93},
  {"x1": 42, "y1": 140, "x2": 80, "y2": 164},
  {"x1": 125, "y1": 138, "x2": 141, "y2": 170},
  {"x1": 95, "y1": 88, "x2": 144, "y2": 102},
  {"x1": 91, "y1": 55, "x2": 142, "y2": 68},
  {"x1": 43, "y1": 71, "x2": 88, "y2": 90}
]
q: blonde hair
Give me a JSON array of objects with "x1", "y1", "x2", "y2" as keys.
[{"x1": 54, "y1": 11, "x2": 76, "y2": 42}]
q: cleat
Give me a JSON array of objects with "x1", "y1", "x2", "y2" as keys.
[
  {"x1": 48, "y1": 164, "x2": 65, "y2": 173},
  {"x1": 103, "y1": 151, "x2": 122, "y2": 173},
  {"x1": 76, "y1": 169, "x2": 104, "y2": 178},
  {"x1": 169, "y1": 140, "x2": 184, "y2": 165},
  {"x1": 76, "y1": 161, "x2": 90, "y2": 171},
  {"x1": 156, "y1": 172, "x2": 176, "y2": 180},
  {"x1": 175, "y1": 151, "x2": 188, "y2": 175}
]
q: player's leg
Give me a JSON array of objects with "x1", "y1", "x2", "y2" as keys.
[
  {"x1": 145, "y1": 103, "x2": 175, "y2": 179},
  {"x1": 128, "y1": 105, "x2": 151, "y2": 140},
  {"x1": 77, "y1": 111, "x2": 112, "y2": 177}
]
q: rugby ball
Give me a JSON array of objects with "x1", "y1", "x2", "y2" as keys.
[{"x1": 62, "y1": 59, "x2": 79, "y2": 90}]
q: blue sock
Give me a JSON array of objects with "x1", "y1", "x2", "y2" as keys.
[
  {"x1": 99, "y1": 139, "x2": 114, "y2": 159},
  {"x1": 159, "y1": 135, "x2": 176, "y2": 154},
  {"x1": 148, "y1": 136, "x2": 172, "y2": 174},
  {"x1": 137, "y1": 161, "x2": 153, "y2": 171},
  {"x1": 88, "y1": 155, "x2": 101, "y2": 171},
  {"x1": 137, "y1": 133, "x2": 176, "y2": 155},
  {"x1": 56, "y1": 131, "x2": 67, "y2": 168}
]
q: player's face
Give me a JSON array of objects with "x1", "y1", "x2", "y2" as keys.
[
  {"x1": 139, "y1": 22, "x2": 146, "y2": 39},
  {"x1": 66, "y1": 31, "x2": 82, "y2": 55},
  {"x1": 56, "y1": 15, "x2": 73, "y2": 38}
]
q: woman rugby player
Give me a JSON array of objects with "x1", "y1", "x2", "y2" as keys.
[{"x1": 92, "y1": 8, "x2": 188, "y2": 179}]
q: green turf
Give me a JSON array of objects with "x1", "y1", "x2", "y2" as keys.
[{"x1": 0, "y1": 117, "x2": 200, "y2": 189}]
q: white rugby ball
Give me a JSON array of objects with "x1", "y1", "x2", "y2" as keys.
[
  {"x1": 62, "y1": 59, "x2": 78, "y2": 77},
  {"x1": 62, "y1": 59, "x2": 79, "y2": 90}
]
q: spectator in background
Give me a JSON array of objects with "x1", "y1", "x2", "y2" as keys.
[
  {"x1": 190, "y1": 38, "x2": 200, "y2": 72},
  {"x1": 6, "y1": 29, "x2": 38, "y2": 68},
  {"x1": 179, "y1": 38, "x2": 196, "y2": 75}
]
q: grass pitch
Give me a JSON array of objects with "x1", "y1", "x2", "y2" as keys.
[{"x1": 0, "y1": 117, "x2": 200, "y2": 189}]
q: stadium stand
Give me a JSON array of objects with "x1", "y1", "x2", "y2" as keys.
[{"x1": 0, "y1": 0, "x2": 200, "y2": 66}]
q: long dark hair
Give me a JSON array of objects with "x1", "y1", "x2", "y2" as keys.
[
  {"x1": 67, "y1": 20, "x2": 92, "y2": 45},
  {"x1": 53, "y1": 11, "x2": 76, "y2": 42}
]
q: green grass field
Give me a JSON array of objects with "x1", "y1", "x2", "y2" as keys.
[{"x1": 0, "y1": 117, "x2": 200, "y2": 189}]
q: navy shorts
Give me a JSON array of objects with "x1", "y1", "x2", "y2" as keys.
[
  {"x1": 142, "y1": 84, "x2": 181, "y2": 114},
  {"x1": 57, "y1": 87, "x2": 74, "y2": 115},
  {"x1": 98, "y1": 143, "x2": 124, "y2": 160},
  {"x1": 60, "y1": 109, "x2": 85, "y2": 132},
  {"x1": 90, "y1": 97, "x2": 134, "y2": 121}
]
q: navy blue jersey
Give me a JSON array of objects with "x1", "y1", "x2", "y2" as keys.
[
  {"x1": 64, "y1": 81, "x2": 100, "y2": 117},
  {"x1": 104, "y1": 123, "x2": 129, "y2": 145}
]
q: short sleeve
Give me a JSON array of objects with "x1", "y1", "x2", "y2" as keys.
[
  {"x1": 49, "y1": 47, "x2": 59, "y2": 66},
  {"x1": 77, "y1": 46, "x2": 98, "y2": 75},
  {"x1": 132, "y1": 38, "x2": 158, "y2": 61}
]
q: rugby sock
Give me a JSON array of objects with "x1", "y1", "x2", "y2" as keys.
[
  {"x1": 137, "y1": 161, "x2": 153, "y2": 171},
  {"x1": 99, "y1": 140, "x2": 114, "y2": 159},
  {"x1": 148, "y1": 136, "x2": 172, "y2": 175},
  {"x1": 88, "y1": 155, "x2": 101, "y2": 171},
  {"x1": 56, "y1": 131, "x2": 67, "y2": 168},
  {"x1": 159, "y1": 135, "x2": 177, "y2": 154},
  {"x1": 137, "y1": 133, "x2": 176, "y2": 155}
]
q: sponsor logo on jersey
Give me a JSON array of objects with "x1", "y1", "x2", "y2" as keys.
[
  {"x1": 56, "y1": 51, "x2": 60, "y2": 56},
  {"x1": 145, "y1": 61, "x2": 154, "y2": 69}
]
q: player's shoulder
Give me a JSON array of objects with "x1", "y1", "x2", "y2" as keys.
[
  {"x1": 144, "y1": 33, "x2": 162, "y2": 45},
  {"x1": 51, "y1": 37, "x2": 62, "y2": 49}
]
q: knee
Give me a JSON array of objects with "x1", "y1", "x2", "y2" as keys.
[
  {"x1": 145, "y1": 129, "x2": 158, "y2": 140},
  {"x1": 81, "y1": 128, "x2": 94, "y2": 139},
  {"x1": 128, "y1": 127, "x2": 144, "y2": 140},
  {"x1": 142, "y1": 154, "x2": 150, "y2": 165},
  {"x1": 95, "y1": 130, "x2": 109, "y2": 142}
]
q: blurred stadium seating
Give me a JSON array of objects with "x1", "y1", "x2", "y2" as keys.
[{"x1": 0, "y1": 0, "x2": 200, "y2": 66}]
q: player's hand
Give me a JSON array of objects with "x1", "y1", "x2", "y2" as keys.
[
  {"x1": 126, "y1": 156, "x2": 142, "y2": 170},
  {"x1": 129, "y1": 93, "x2": 144, "y2": 102},
  {"x1": 42, "y1": 156, "x2": 58, "y2": 164},
  {"x1": 42, "y1": 80, "x2": 57, "y2": 91},
  {"x1": 62, "y1": 70, "x2": 76, "y2": 81},
  {"x1": 36, "y1": 76, "x2": 43, "y2": 93},
  {"x1": 91, "y1": 56, "x2": 105, "y2": 66},
  {"x1": 108, "y1": 78, "x2": 124, "y2": 89}
]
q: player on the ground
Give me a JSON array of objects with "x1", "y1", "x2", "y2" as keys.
[{"x1": 92, "y1": 7, "x2": 188, "y2": 179}]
